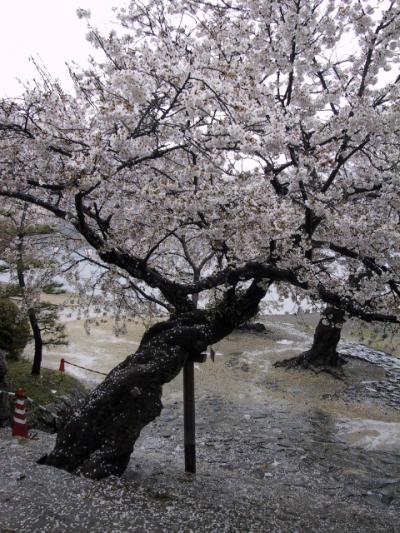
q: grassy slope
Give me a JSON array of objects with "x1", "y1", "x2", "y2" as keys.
[
  {"x1": 6, "y1": 358, "x2": 86, "y2": 406},
  {"x1": 347, "y1": 323, "x2": 400, "y2": 357}
]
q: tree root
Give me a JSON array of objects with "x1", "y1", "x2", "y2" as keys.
[{"x1": 274, "y1": 351, "x2": 347, "y2": 380}]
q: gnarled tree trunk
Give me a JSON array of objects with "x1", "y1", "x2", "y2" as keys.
[
  {"x1": 275, "y1": 306, "x2": 346, "y2": 372},
  {"x1": 39, "y1": 282, "x2": 266, "y2": 479}
]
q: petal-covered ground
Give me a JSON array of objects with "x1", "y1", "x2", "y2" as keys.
[{"x1": 2, "y1": 315, "x2": 400, "y2": 532}]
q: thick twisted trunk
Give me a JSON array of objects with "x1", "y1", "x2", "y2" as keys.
[
  {"x1": 39, "y1": 315, "x2": 205, "y2": 478},
  {"x1": 275, "y1": 306, "x2": 346, "y2": 373},
  {"x1": 39, "y1": 282, "x2": 267, "y2": 478}
]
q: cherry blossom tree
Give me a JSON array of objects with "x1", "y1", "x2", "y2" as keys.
[
  {"x1": 0, "y1": 0, "x2": 399, "y2": 478},
  {"x1": 176, "y1": 0, "x2": 400, "y2": 371}
]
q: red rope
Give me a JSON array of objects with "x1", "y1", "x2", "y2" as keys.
[{"x1": 63, "y1": 360, "x2": 107, "y2": 376}]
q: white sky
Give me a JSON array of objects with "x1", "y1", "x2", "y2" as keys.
[
  {"x1": 1, "y1": 1, "x2": 396, "y2": 98},
  {"x1": 0, "y1": 1, "x2": 117, "y2": 97}
]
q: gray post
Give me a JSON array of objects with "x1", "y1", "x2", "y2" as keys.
[{"x1": 183, "y1": 358, "x2": 196, "y2": 473}]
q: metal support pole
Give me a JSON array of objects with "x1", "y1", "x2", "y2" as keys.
[{"x1": 183, "y1": 359, "x2": 196, "y2": 473}]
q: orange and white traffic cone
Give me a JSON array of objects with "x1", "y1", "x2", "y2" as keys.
[{"x1": 12, "y1": 387, "x2": 29, "y2": 438}]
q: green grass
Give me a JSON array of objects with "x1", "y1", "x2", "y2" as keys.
[
  {"x1": 6, "y1": 358, "x2": 86, "y2": 406},
  {"x1": 347, "y1": 327, "x2": 400, "y2": 357}
]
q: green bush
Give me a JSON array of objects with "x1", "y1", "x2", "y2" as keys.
[
  {"x1": 0, "y1": 283, "x2": 23, "y2": 298},
  {"x1": 0, "y1": 298, "x2": 31, "y2": 359}
]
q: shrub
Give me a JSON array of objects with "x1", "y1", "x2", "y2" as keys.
[{"x1": 0, "y1": 298, "x2": 30, "y2": 359}]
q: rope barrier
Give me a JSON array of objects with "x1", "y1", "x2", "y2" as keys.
[
  {"x1": 0, "y1": 389, "x2": 60, "y2": 419},
  {"x1": 62, "y1": 360, "x2": 107, "y2": 376},
  {"x1": 0, "y1": 390, "x2": 15, "y2": 397}
]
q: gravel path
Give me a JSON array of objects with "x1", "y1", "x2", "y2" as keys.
[{"x1": 1, "y1": 397, "x2": 399, "y2": 533}]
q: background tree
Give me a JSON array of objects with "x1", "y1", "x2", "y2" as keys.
[
  {"x1": 0, "y1": 204, "x2": 68, "y2": 375},
  {"x1": 182, "y1": 0, "x2": 400, "y2": 373},
  {"x1": 276, "y1": 306, "x2": 346, "y2": 374},
  {"x1": 0, "y1": 0, "x2": 399, "y2": 478}
]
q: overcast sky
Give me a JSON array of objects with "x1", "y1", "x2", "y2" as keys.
[{"x1": 0, "y1": 1, "x2": 117, "y2": 96}]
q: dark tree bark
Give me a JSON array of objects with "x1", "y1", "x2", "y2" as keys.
[
  {"x1": 16, "y1": 256, "x2": 43, "y2": 376},
  {"x1": 39, "y1": 281, "x2": 267, "y2": 479},
  {"x1": 275, "y1": 306, "x2": 346, "y2": 372},
  {"x1": 28, "y1": 308, "x2": 43, "y2": 376}
]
